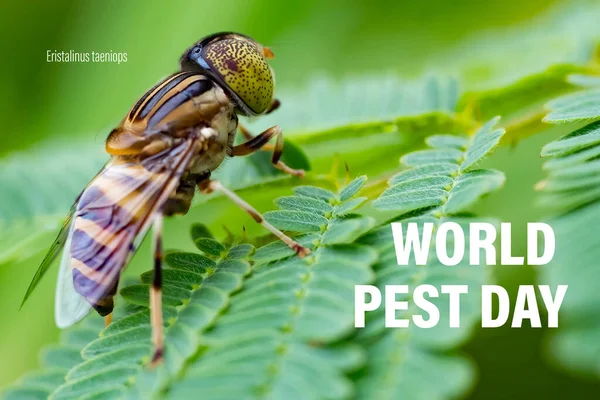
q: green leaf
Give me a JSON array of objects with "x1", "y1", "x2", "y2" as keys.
[
  {"x1": 541, "y1": 120, "x2": 600, "y2": 157},
  {"x1": 140, "y1": 269, "x2": 203, "y2": 290},
  {"x1": 190, "y1": 224, "x2": 214, "y2": 241},
  {"x1": 542, "y1": 73, "x2": 600, "y2": 123},
  {"x1": 166, "y1": 336, "x2": 354, "y2": 400},
  {"x1": 401, "y1": 148, "x2": 464, "y2": 167},
  {"x1": 339, "y1": 175, "x2": 367, "y2": 201},
  {"x1": 375, "y1": 118, "x2": 505, "y2": 214},
  {"x1": 226, "y1": 244, "x2": 254, "y2": 259},
  {"x1": 121, "y1": 284, "x2": 189, "y2": 307},
  {"x1": 388, "y1": 163, "x2": 459, "y2": 186},
  {"x1": 443, "y1": 170, "x2": 505, "y2": 214},
  {"x1": 460, "y1": 117, "x2": 504, "y2": 171},
  {"x1": 539, "y1": 93, "x2": 600, "y2": 212},
  {"x1": 538, "y1": 86, "x2": 600, "y2": 378},
  {"x1": 332, "y1": 197, "x2": 367, "y2": 216},
  {"x1": 264, "y1": 210, "x2": 328, "y2": 233},
  {"x1": 374, "y1": 182, "x2": 448, "y2": 213},
  {"x1": 321, "y1": 217, "x2": 375, "y2": 245},
  {"x1": 544, "y1": 89, "x2": 600, "y2": 123},
  {"x1": 164, "y1": 252, "x2": 215, "y2": 273},
  {"x1": 193, "y1": 238, "x2": 226, "y2": 257},
  {"x1": 539, "y1": 202, "x2": 600, "y2": 377},
  {"x1": 292, "y1": 186, "x2": 337, "y2": 202},
  {"x1": 274, "y1": 196, "x2": 333, "y2": 214},
  {"x1": 425, "y1": 134, "x2": 469, "y2": 149},
  {"x1": 252, "y1": 233, "x2": 320, "y2": 264}
]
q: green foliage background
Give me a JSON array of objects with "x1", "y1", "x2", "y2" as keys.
[{"x1": 1, "y1": 0, "x2": 600, "y2": 398}]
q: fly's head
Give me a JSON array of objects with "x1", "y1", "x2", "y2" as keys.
[{"x1": 180, "y1": 32, "x2": 275, "y2": 117}]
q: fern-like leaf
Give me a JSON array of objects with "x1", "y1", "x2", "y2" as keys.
[
  {"x1": 373, "y1": 117, "x2": 505, "y2": 213},
  {"x1": 538, "y1": 77, "x2": 600, "y2": 377},
  {"x1": 167, "y1": 177, "x2": 376, "y2": 399},
  {"x1": 357, "y1": 118, "x2": 506, "y2": 399},
  {"x1": 543, "y1": 73, "x2": 600, "y2": 123},
  {"x1": 50, "y1": 236, "x2": 253, "y2": 399}
]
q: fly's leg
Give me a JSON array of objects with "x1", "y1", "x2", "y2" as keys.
[
  {"x1": 237, "y1": 99, "x2": 280, "y2": 142},
  {"x1": 237, "y1": 124, "x2": 272, "y2": 145},
  {"x1": 149, "y1": 213, "x2": 164, "y2": 366},
  {"x1": 199, "y1": 180, "x2": 310, "y2": 257},
  {"x1": 232, "y1": 125, "x2": 305, "y2": 177}
]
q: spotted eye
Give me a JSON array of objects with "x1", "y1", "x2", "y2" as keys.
[{"x1": 181, "y1": 33, "x2": 274, "y2": 116}]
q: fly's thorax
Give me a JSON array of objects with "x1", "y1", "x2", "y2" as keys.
[
  {"x1": 123, "y1": 72, "x2": 213, "y2": 133},
  {"x1": 106, "y1": 72, "x2": 235, "y2": 157}
]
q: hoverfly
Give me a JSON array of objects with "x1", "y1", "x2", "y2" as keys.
[{"x1": 21, "y1": 32, "x2": 309, "y2": 364}]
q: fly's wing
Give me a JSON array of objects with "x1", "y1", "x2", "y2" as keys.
[
  {"x1": 55, "y1": 222, "x2": 91, "y2": 327},
  {"x1": 53, "y1": 139, "x2": 198, "y2": 328},
  {"x1": 19, "y1": 206, "x2": 76, "y2": 310},
  {"x1": 20, "y1": 161, "x2": 111, "y2": 309}
]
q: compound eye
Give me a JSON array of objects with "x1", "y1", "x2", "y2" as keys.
[
  {"x1": 202, "y1": 37, "x2": 274, "y2": 115},
  {"x1": 191, "y1": 46, "x2": 201, "y2": 55}
]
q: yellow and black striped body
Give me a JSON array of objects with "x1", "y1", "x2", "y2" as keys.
[{"x1": 69, "y1": 71, "x2": 239, "y2": 315}]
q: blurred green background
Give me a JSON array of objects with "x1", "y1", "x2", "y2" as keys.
[{"x1": 1, "y1": 0, "x2": 600, "y2": 397}]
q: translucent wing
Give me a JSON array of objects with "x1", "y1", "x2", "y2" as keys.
[
  {"x1": 20, "y1": 162, "x2": 111, "y2": 309},
  {"x1": 55, "y1": 222, "x2": 91, "y2": 327},
  {"x1": 19, "y1": 208, "x2": 75, "y2": 310},
  {"x1": 54, "y1": 139, "x2": 197, "y2": 328}
]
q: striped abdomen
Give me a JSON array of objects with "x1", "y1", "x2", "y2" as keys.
[{"x1": 69, "y1": 140, "x2": 198, "y2": 315}]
